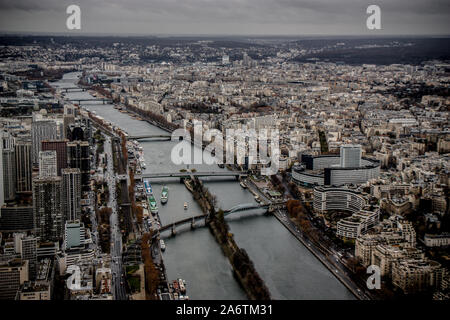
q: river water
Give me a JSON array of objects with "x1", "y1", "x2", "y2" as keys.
[{"x1": 55, "y1": 72, "x2": 354, "y2": 300}]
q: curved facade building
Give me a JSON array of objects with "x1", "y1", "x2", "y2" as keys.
[
  {"x1": 336, "y1": 210, "x2": 380, "y2": 239},
  {"x1": 313, "y1": 186, "x2": 367, "y2": 213},
  {"x1": 292, "y1": 152, "x2": 380, "y2": 187},
  {"x1": 313, "y1": 186, "x2": 379, "y2": 239}
]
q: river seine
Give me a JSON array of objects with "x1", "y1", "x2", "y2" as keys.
[{"x1": 55, "y1": 72, "x2": 354, "y2": 300}]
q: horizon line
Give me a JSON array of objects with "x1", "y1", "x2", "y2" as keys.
[{"x1": 0, "y1": 31, "x2": 450, "y2": 39}]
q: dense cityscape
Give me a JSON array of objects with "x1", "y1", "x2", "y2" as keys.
[{"x1": 0, "y1": 33, "x2": 449, "y2": 304}]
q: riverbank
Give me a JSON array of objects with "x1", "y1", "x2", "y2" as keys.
[
  {"x1": 87, "y1": 90, "x2": 357, "y2": 299},
  {"x1": 63, "y1": 73, "x2": 356, "y2": 299},
  {"x1": 208, "y1": 216, "x2": 271, "y2": 300},
  {"x1": 187, "y1": 176, "x2": 271, "y2": 300},
  {"x1": 248, "y1": 177, "x2": 367, "y2": 300},
  {"x1": 272, "y1": 211, "x2": 364, "y2": 300}
]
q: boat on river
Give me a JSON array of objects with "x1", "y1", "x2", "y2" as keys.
[
  {"x1": 144, "y1": 180, "x2": 158, "y2": 213},
  {"x1": 161, "y1": 186, "x2": 169, "y2": 204},
  {"x1": 144, "y1": 180, "x2": 153, "y2": 195},
  {"x1": 149, "y1": 194, "x2": 158, "y2": 214}
]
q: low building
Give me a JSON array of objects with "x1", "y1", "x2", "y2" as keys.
[
  {"x1": 57, "y1": 248, "x2": 96, "y2": 275},
  {"x1": 95, "y1": 267, "x2": 112, "y2": 295},
  {"x1": 0, "y1": 259, "x2": 29, "y2": 300},
  {"x1": 372, "y1": 245, "x2": 424, "y2": 277},
  {"x1": 336, "y1": 209, "x2": 380, "y2": 239},
  {"x1": 355, "y1": 216, "x2": 417, "y2": 268},
  {"x1": 16, "y1": 281, "x2": 51, "y2": 300},
  {"x1": 424, "y1": 233, "x2": 450, "y2": 247},
  {"x1": 392, "y1": 259, "x2": 443, "y2": 294}
]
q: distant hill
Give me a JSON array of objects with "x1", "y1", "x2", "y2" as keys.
[{"x1": 292, "y1": 37, "x2": 450, "y2": 65}]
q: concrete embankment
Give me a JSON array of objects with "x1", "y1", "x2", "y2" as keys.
[{"x1": 272, "y1": 211, "x2": 361, "y2": 300}]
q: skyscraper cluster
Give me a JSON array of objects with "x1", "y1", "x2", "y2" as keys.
[{"x1": 0, "y1": 108, "x2": 92, "y2": 298}]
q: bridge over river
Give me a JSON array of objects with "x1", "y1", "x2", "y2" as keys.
[
  {"x1": 68, "y1": 98, "x2": 113, "y2": 104},
  {"x1": 126, "y1": 134, "x2": 174, "y2": 141},
  {"x1": 137, "y1": 171, "x2": 248, "y2": 181},
  {"x1": 158, "y1": 201, "x2": 286, "y2": 236}
]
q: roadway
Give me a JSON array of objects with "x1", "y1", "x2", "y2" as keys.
[
  {"x1": 273, "y1": 210, "x2": 370, "y2": 300},
  {"x1": 104, "y1": 136, "x2": 128, "y2": 300},
  {"x1": 139, "y1": 171, "x2": 247, "y2": 179},
  {"x1": 247, "y1": 177, "x2": 371, "y2": 300},
  {"x1": 89, "y1": 143, "x2": 99, "y2": 248}
]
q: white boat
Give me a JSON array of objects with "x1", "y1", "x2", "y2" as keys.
[
  {"x1": 178, "y1": 279, "x2": 186, "y2": 293},
  {"x1": 160, "y1": 240, "x2": 166, "y2": 251},
  {"x1": 184, "y1": 202, "x2": 188, "y2": 210},
  {"x1": 161, "y1": 186, "x2": 169, "y2": 204}
]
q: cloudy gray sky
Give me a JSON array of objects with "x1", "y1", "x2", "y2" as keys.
[{"x1": 0, "y1": 0, "x2": 449, "y2": 35}]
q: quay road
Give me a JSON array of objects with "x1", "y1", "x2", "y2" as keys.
[
  {"x1": 245, "y1": 177, "x2": 371, "y2": 300},
  {"x1": 104, "y1": 136, "x2": 128, "y2": 300},
  {"x1": 273, "y1": 211, "x2": 370, "y2": 300},
  {"x1": 89, "y1": 142, "x2": 99, "y2": 248}
]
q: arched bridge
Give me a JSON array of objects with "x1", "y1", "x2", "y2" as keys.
[
  {"x1": 159, "y1": 214, "x2": 208, "y2": 233},
  {"x1": 158, "y1": 201, "x2": 286, "y2": 235},
  {"x1": 224, "y1": 203, "x2": 267, "y2": 215},
  {"x1": 224, "y1": 201, "x2": 286, "y2": 215}
]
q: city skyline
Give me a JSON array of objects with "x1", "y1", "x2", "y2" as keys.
[{"x1": 0, "y1": 0, "x2": 449, "y2": 306}]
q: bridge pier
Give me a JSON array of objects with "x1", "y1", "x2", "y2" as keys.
[
  {"x1": 171, "y1": 225, "x2": 177, "y2": 236},
  {"x1": 190, "y1": 217, "x2": 196, "y2": 230}
]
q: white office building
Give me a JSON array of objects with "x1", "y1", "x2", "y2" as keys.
[
  {"x1": 39, "y1": 150, "x2": 57, "y2": 178},
  {"x1": 31, "y1": 119, "x2": 57, "y2": 166},
  {"x1": 340, "y1": 144, "x2": 361, "y2": 168}
]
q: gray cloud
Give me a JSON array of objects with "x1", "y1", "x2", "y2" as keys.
[{"x1": 0, "y1": 0, "x2": 449, "y2": 35}]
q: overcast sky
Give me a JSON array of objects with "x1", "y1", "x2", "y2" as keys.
[{"x1": 0, "y1": 0, "x2": 449, "y2": 36}]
